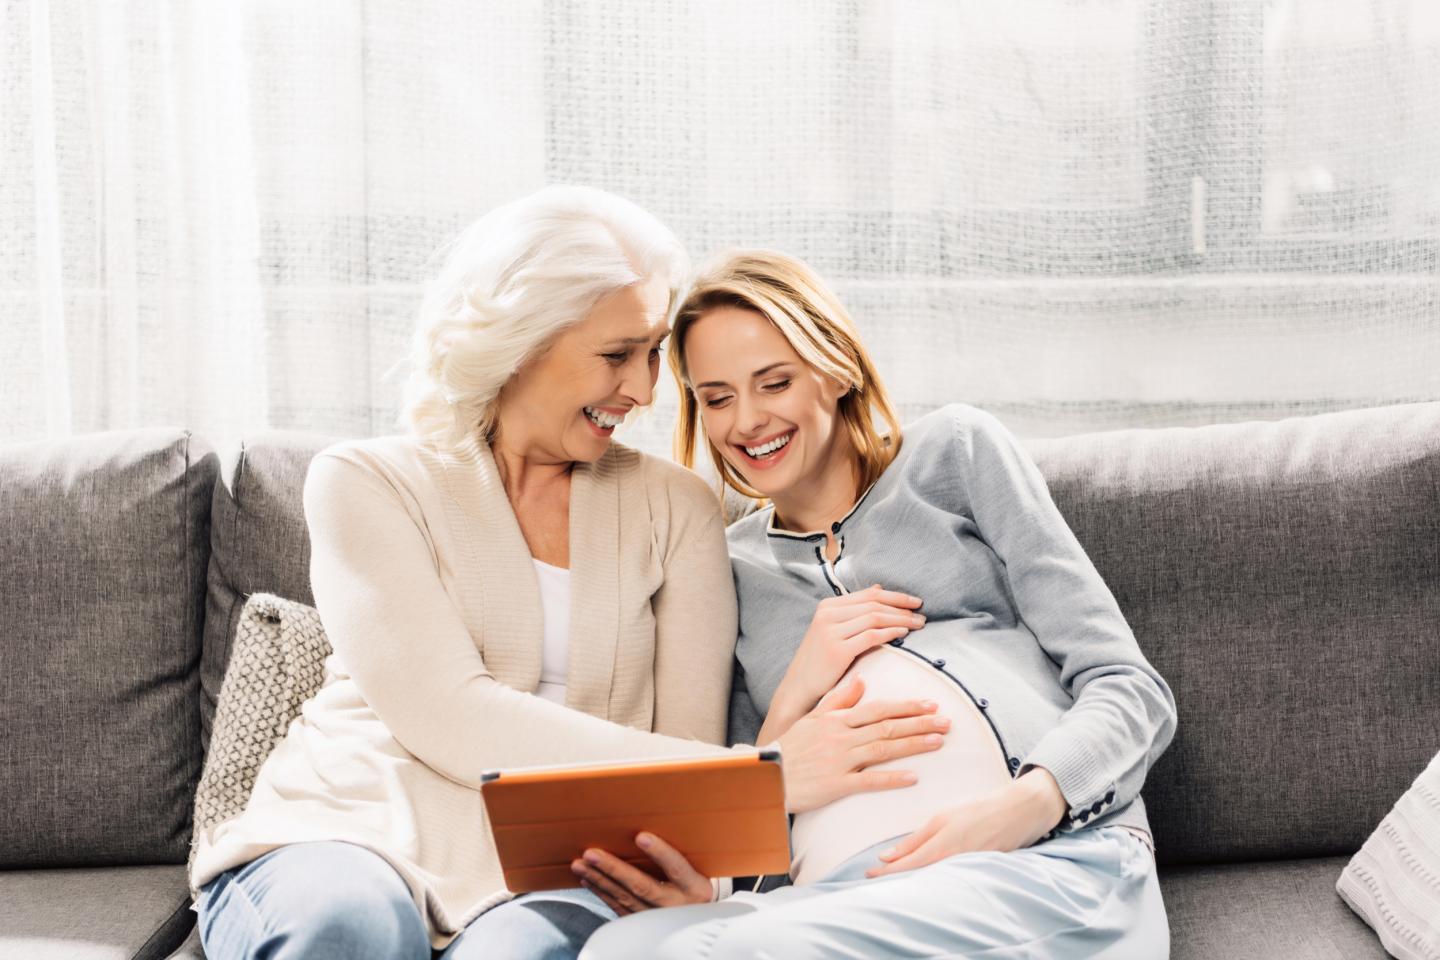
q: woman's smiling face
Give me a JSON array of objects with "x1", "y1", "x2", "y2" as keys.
[
  {"x1": 683, "y1": 305, "x2": 852, "y2": 503},
  {"x1": 494, "y1": 274, "x2": 671, "y2": 464}
]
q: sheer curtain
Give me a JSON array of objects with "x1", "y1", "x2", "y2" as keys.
[{"x1": 4, "y1": 0, "x2": 1437, "y2": 452}]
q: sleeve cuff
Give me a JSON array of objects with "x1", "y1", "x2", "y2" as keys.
[{"x1": 1021, "y1": 735, "x2": 1118, "y2": 829}]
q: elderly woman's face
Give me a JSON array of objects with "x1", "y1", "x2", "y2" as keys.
[{"x1": 495, "y1": 274, "x2": 671, "y2": 463}]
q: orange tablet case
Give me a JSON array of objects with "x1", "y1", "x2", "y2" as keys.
[{"x1": 480, "y1": 750, "x2": 790, "y2": 893}]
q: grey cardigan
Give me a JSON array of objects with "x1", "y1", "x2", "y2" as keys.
[{"x1": 727, "y1": 403, "x2": 1178, "y2": 845}]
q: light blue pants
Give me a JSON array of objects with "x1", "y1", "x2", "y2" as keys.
[
  {"x1": 582, "y1": 826, "x2": 1169, "y2": 959},
  {"x1": 196, "y1": 840, "x2": 616, "y2": 960}
]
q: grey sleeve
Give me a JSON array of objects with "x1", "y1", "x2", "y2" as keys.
[
  {"x1": 953, "y1": 407, "x2": 1179, "y2": 832},
  {"x1": 726, "y1": 658, "x2": 767, "y2": 747}
]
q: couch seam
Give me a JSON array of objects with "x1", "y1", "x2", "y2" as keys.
[{"x1": 129, "y1": 891, "x2": 197, "y2": 960}]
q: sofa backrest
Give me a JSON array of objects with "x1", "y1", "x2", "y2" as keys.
[
  {"x1": 0, "y1": 429, "x2": 215, "y2": 867},
  {"x1": 1025, "y1": 400, "x2": 1440, "y2": 865},
  {"x1": 206, "y1": 402, "x2": 1440, "y2": 868},
  {"x1": 201, "y1": 431, "x2": 337, "y2": 749}
]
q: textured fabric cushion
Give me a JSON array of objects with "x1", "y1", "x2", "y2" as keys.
[
  {"x1": 1163, "y1": 856, "x2": 1389, "y2": 959},
  {"x1": 1337, "y1": 749, "x2": 1440, "y2": 960},
  {"x1": 187, "y1": 593, "x2": 330, "y2": 893},
  {"x1": 1025, "y1": 401, "x2": 1440, "y2": 865},
  {"x1": 201, "y1": 431, "x2": 338, "y2": 751},
  {"x1": 0, "y1": 864, "x2": 194, "y2": 960},
  {"x1": 0, "y1": 429, "x2": 215, "y2": 867}
]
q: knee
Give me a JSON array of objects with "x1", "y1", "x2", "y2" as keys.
[
  {"x1": 708, "y1": 917, "x2": 814, "y2": 960},
  {"x1": 279, "y1": 898, "x2": 427, "y2": 960},
  {"x1": 579, "y1": 918, "x2": 633, "y2": 960},
  {"x1": 211, "y1": 842, "x2": 429, "y2": 960}
]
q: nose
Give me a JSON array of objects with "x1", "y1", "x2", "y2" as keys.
[
  {"x1": 618, "y1": 354, "x2": 656, "y2": 408},
  {"x1": 734, "y1": 390, "x2": 769, "y2": 437}
]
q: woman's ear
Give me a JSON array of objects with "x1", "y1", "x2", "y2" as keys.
[{"x1": 823, "y1": 375, "x2": 852, "y2": 402}]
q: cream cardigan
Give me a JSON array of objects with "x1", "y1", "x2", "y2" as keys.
[{"x1": 190, "y1": 433, "x2": 738, "y2": 949}]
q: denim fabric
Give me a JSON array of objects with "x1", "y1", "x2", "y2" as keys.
[
  {"x1": 197, "y1": 841, "x2": 614, "y2": 960},
  {"x1": 583, "y1": 826, "x2": 1168, "y2": 960}
]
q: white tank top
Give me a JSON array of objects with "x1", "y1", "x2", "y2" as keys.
[
  {"x1": 789, "y1": 644, "x2": 1014, "y2": 885},
  {"x1": 532, "y1": 559, "x2": 570, "y2": 705}
]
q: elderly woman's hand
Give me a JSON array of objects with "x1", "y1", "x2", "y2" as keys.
[
  {"x1": 570, "y1": 832, "x2": 713, "y2": 915},
  {"x1": 774, "y1": 674, "x2": 950, "y2": 814},
  {"x1": 864, "y1": 767, "x2": 1068, "y2": 878}
]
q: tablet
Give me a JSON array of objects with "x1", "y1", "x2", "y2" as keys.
[{"x1": 480, "y1": 749, "x2": 790, "y2": 893}]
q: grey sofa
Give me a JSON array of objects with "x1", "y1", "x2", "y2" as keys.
[{"x1": 3, "y1": 401, "x2": 1436, "y2": 959}]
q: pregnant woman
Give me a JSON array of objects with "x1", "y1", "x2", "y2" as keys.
[{"x1": 577, "y1": 249, "x2": 1179, "y2": 958}]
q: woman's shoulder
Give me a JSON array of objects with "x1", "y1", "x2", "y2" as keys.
[
  {"x1": 907, "y1": 402, "x2": 1005, "y2": 446},
  {"x1": 306, "y1": 434, "x2": 451, "y2": 506},
  {"x1": 612, "y1": 442, "x2": 726, "y2": 523}
]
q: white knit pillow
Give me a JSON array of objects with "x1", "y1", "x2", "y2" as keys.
[
  {"x1": 186, "y1": 593, "x2": 331, "y2": 894},
  {"x1": 1337, "y1": 749, "x2": 1440, "y2": 960}
]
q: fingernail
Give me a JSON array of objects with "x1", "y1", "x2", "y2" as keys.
[
  {"x1": 584, "y1": 850, "x2": 601, "y2": 864},
  {"x1": 920, "y1": 700, "x2": 937, "y2": 710},
  {"x1": 934, "y1": 716, "x2": 951, "y2": 729},
  {"x1": 925, "y1": 734, "x2": 943, "y2": 746},
  {"x1": 636, "y1": 833, "x2": 653, "y2": 848},
  {"x1": 880, "y1": 848, "x2": 896, "y2": 859},
  {"x1": 901, "y1": 771, "x2": 918, "y2": 784},
  {"x1": 571, "y1": 860, "x2": 586, "y2": 874}
]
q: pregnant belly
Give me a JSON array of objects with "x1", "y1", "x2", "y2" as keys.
[{"x1": 788, "y1": 644, "x2": 1014, "y2": 885}]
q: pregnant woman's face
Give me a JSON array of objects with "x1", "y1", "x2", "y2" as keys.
[
  {"x1": 493, "y1": 274, "x2": 671, "y2": 464},
  {"x1": 685, "y1": 305, "x2": 850, "y2": 503}
]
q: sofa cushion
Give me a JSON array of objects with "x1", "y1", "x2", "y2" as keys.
[
  {"x1": 1026, "y1": 401, "x2": 1440, "y2": 865},
  {"x1": 201, "y1": 431, "x2": 337, "y2": 751},
  {"x1": 164, "y1": 926, "x2": 203, "y2": 959},
  {"x1": 1163, "y1": 856, "x2": 1387, "y2": 959},
  {"x1": 0, "y1": 429, "x2": 215, "y2": 867},
  {"x1": 0, "y1": 864, "x2": 194, "y2": 960},
  {"x1": 188, "y1": 593, "x2": 329, "y2": 894},
  {"x1": 1337, "y1": 747, "x2": 1440, "y2": 960}
]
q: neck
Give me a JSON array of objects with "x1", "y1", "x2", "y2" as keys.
[
  {"x1": 771, "y1": 444, "x2": 862, "y2": 535},
  {"x1": 490, "y1": 431, "x2": 572, "y2": 501}
]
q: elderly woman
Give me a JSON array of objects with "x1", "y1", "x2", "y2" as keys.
[
  {"x1": 189, "y1": 189, "x2": 944, "y2": 960},
  {"x1": 186, "y1": 186, "x2": 738, "y2": 959}
]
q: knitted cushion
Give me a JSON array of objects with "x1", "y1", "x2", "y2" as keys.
[
  {"x1": 1336, "y1": 749, "x2": 1440, "y2": 960},
  {"x1": 186, "y1": 592, "x2": 330, "y2": 892}
]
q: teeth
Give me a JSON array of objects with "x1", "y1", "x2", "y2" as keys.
[
  {"x1": 584, "y1": 406, "x2": 625, "y2": 428},
  {"x1": 745, "y1": 433, "x2": 792, "y2": 458}
]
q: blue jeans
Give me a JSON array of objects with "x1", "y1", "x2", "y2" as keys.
[
  {"x1": 582, "y1": 826, "x2": 1169, "y2": 959},
  {"x1": 196, "y1": 840, "x2": 616, "y2": 959}
]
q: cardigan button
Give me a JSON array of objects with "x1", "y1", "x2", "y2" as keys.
[
  {"x1": 831, "y1": 521, "x2": 842, "y2": 533},
  {"x1": 1008, "y1": 757, "x2": 1021, "y2": 770},
  {"x1": 932, "y1": 658, "x2": 947, "y2": 669},
  {"x1": 977, "y1": 697, "x2": 989, "y2": 709},
  {"x1": 888, "y1": 637, "x2": 905, "y2": 647}
]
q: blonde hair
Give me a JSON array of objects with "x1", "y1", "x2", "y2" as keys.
[
  {"x1": 399, "y1": 185, "x2": 688, "y2": 450},
  {"x1": 669, "y1": 249, "x2": 903, "y2": 501}
]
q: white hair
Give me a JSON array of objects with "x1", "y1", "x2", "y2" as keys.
[{"x1": 399, "y1": 185, "x2": 688, "y2": 450}]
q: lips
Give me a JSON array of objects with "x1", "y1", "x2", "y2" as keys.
[{"x1": 734, "y1": 429, "x2": 796, "y2": 472}]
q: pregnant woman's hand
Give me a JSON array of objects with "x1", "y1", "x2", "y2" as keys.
[
  {"x1": 570, "y1": 831, "x2": 713, "y2": 915},
  {"x1": 775, "y1": 674, "x2": 950, "y2": 814},
  {"x1": 864, "y1": 767, "x2": 1069, "y2": 877},
  {"x1": 767, "y1": 585, "x2": 926, "y2": 733}
]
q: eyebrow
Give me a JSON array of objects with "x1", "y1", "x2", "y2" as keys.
[
  {"x1": 694, "y1": 362, "x2": 791, "y2": 391},
  {"x1": 603, "y1": 329, "x2": 671, "y2": 347}
]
